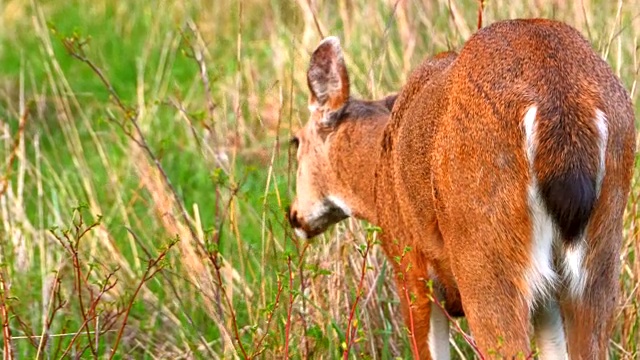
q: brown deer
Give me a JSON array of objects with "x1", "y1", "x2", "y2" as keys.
[{"x1": 287, "y1": 19, "x2": 637, "y2": 359}]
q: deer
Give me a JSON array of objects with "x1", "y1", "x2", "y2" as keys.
[{"x1": 287, "y1": 18, "x2": 637, "y2": 359}]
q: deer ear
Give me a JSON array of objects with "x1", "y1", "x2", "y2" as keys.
[{"x1": 307, "y1": 36, "x2": 350, "y2": 124}]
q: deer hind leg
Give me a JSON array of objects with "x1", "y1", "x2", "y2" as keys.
[
  {"x1": 426, "y1": 279, "x2": 452, "y2": 360},
  {"x1": 559, "y1": 216, "x2": 621, "y2": 359},
  {"x1": 529, "y1": 181, "x2": 569, "y2": 359},
  {"x1": 533, "y1": 226, "x2": 618, "y2": 360},
  {"x1": 451, "y1": 259, "x2": 532, "y2": 358},
  {"x1": 394, "y1": 253, "x2": 450, "y2": 360},
  {"x1": 445, "y1": 213, "x2": 536, "y2": 357},
  {"x1": 533, "y1": 299, "x2": 568, "y2": 359}
]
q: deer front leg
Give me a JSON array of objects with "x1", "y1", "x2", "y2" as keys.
[{"x1": 394, "y1": 254, "x2": 450, "y2": 360}]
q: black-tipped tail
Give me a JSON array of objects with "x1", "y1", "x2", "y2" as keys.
[{"x1": 539, "y1": 170, "x2": 596, "y2": 244}]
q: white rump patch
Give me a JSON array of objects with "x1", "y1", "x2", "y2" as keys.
[
  {"x1": 562, "y1": 241, "x2": 587, "y2": 299},
  {"x1": 534, "y1": 301, "x2": 568, "y2": 359},
  {"x1": 523, "y1": 105, "x2": 557, "y2": 309},
  {"x1": 594, "y1": 109, "x2": 608, "y2": 195},
  {"x1": 525, "y1": 185, "x2": 558, "y2": 310},
  {"x1": 523, "y1": 104, "x2": 593, "y2": 305},
  {"x1": 523, "y1": 106, "x2": 538, "y2": 165},
  {"x1": 429, "y1": 298, "x2": 450, "y2": 359}
]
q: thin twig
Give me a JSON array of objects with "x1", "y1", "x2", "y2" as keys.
[
  {"x1": 343, "y1": 240, "x2": 372, "y2": 359},
  {"x1": 0, "y1": 270, "x2": 14, "y2": 360},
  {"x1": 126, "y1": 227, "x2": 216, "y2": 357},
  {"x1": 12, "y1": 315, "x2": 38, "y2": 349},
  {"x1": 50, "y1": 211, "x2": 103, "y2": 357},
  {"x1": 250, "y1": 276, "x2": 284, "y2": 358},
  {"x1": 70, "y1": 214, "x2": 98, "y2": 357},
  {"x1": 35, "y1": 271, "x2": 66, "y2": 359},
  {"x1": 58, "y1": 268, "x2": 119, "y2": 359},
  {"x1": 15, "y1": 330, "x2": 120, "y2": 340},
  {"x1": 400, "y1": 273, "x2": 420, "y2": 359},
  {"x1": 207, "y1": 250, "x2": 249, "y2": 359},
  {"x1": 296, "y1": 240, "x2": 311, "y2": 359},
  {"x1": 184, "y1": 21, "x2": 218, "y2": 147},
  {"x1": 283, "y1": 255, "x2": 295, "y2": 360},
  {"x1": 108, "y1": 241, "x2": 176, "y2": 360}
]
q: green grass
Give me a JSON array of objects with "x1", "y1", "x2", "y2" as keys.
[{"x1": 0, "y1": 0, "x2": 638, "y2": 358}]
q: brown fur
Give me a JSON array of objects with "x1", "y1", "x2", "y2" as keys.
[{"x1": 289, "y1": 19, "x2": 637, "y2": 359}]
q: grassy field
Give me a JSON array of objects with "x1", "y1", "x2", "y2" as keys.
[{"x1": 0, "y1": 0, "x2": 638, "y2": 358}]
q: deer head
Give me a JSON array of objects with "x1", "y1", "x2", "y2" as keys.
[
  {"x1": 287, "y1": 37, "x2": 395, "y2": 238},
  {"x1": 287, "y1": 37, "x2": 352, "y2": 239}
]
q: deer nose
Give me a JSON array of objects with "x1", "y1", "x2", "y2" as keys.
[{"x1": 287, "y1": 206, "x2": 302, "y2": 228}]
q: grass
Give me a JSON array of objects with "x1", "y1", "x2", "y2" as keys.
[{"x1": 0, "y1": 0, "x2": 638, "y2": 358}]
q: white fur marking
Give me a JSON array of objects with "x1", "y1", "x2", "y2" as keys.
[
  {"x1": 309, "y1": 36, "x2": 344, "y2": 111},
  {"x1": 594, "y1": 109, "x2": 608, "y2": 195},
  {"x1": 307, "y1": 201, "x2": 332, "y2": 223},
  {"x1": 524, "y1": 106, "x2": 557, "y2": 310},
  {"x1": 327, "y1": 195, "x2": 352, "y2": 217},
  {"x1": 534, "y1": 301, "x2": 568, "y2": 359},
  {"x1": 320, "y1": 36, "x2": 341, "y2": 48},
  {"x1": 296, "y1": 196, "x2": 352, "y2": 236},
  {"x1": 563, "y1": 241, "x2": 587, "y2": 299},
  {"x1": 294, "y1": 228, "x2": 308, "y2": 239},
  {"x1": 525, "y1": 185, "x2": 558, "y2": 310},
  {"x1": 429, "y1": 301, "x2": 450, "y2": 360},
  {"x1": 523, "y1": 106, "x2": 538, "y2": 165}
]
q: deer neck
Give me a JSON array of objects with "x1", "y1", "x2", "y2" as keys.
[{"x1": 329, "y1": 116, "x2": 388, "y2": 224}]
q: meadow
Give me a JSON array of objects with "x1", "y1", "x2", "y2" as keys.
[{"x1": 0, "y1": 0, "x2": 638, "y2": 358}]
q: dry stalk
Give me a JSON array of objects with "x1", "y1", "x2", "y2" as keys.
[
  {"x1": 477, "y1": 0, "x2": 485, "y2": 29},
  {"x1": 0, "y1": 108, "x2": 28, "y2": 198}
]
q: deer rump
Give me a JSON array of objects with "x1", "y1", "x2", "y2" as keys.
[{"x1": 385, "y1": 19, "x2": 613, "y2": 253}]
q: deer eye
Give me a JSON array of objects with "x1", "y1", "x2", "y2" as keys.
[{"x1": 290, "y1": 136, "x2": 300, "y2": 148}]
